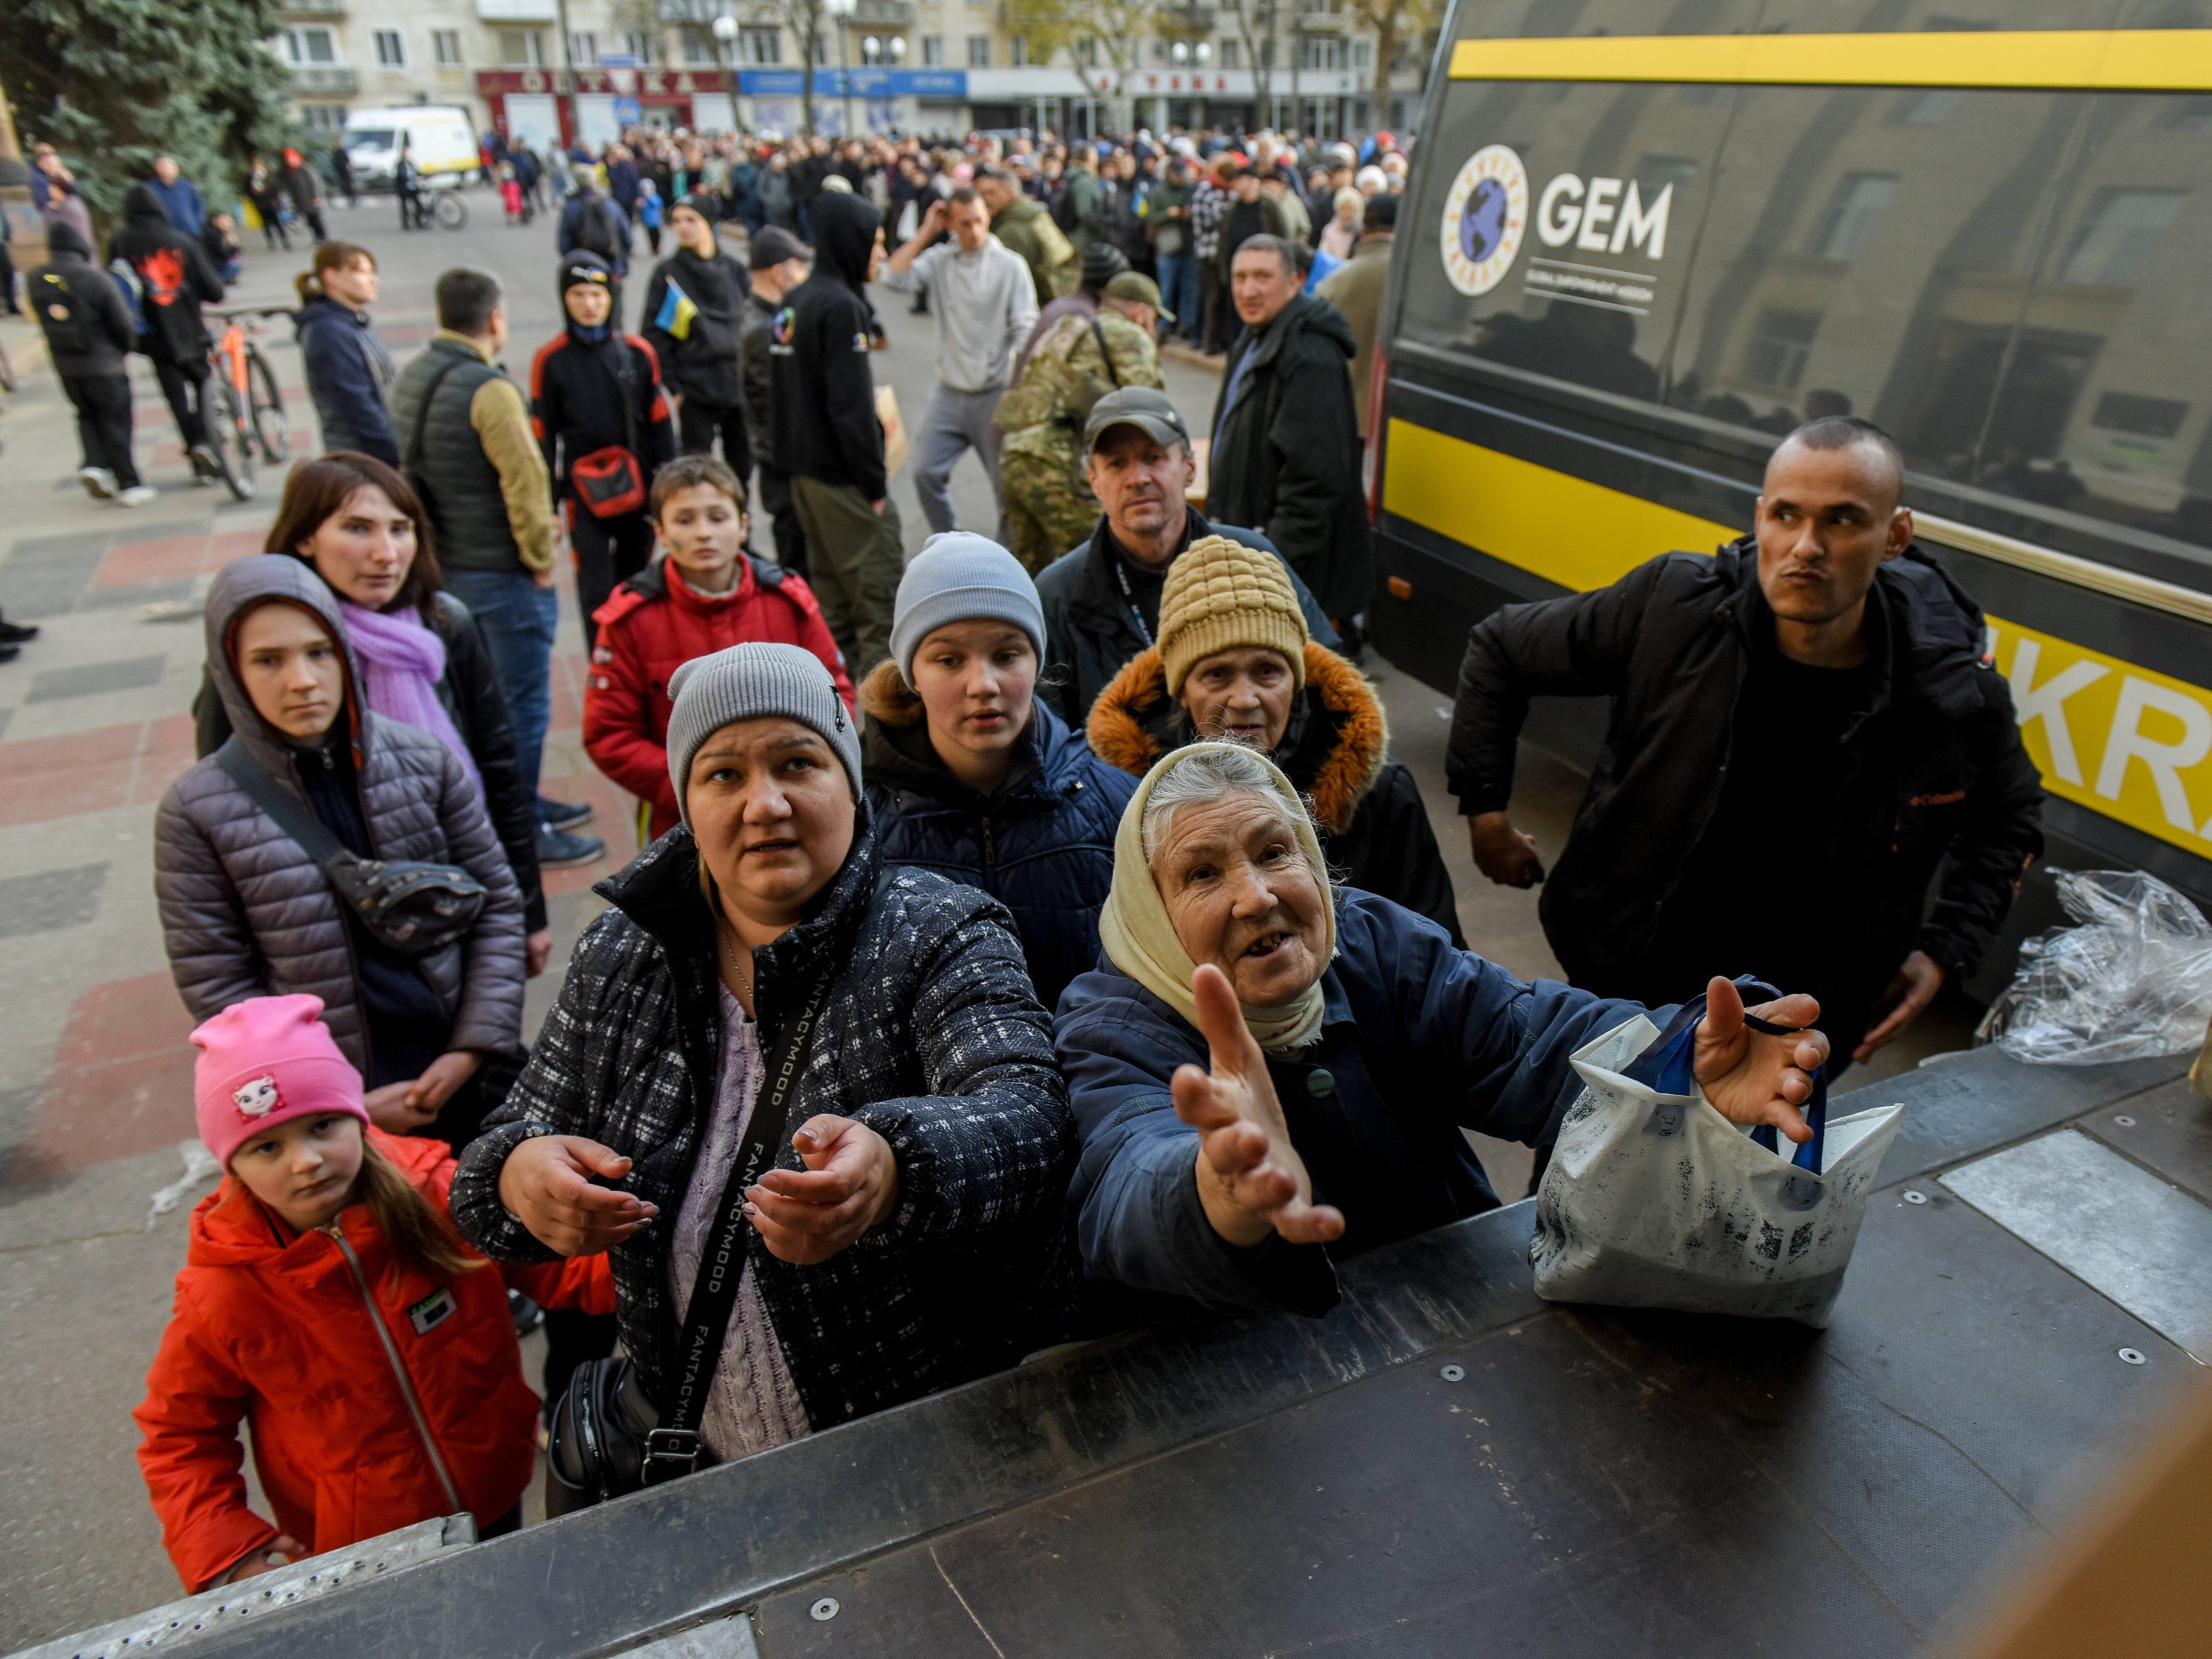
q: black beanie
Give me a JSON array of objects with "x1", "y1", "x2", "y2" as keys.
[
  {"x1": 1080, "y1": 241, "x2": 1130, "y2": 294},
  {"x1": 558, "y1": 250, "x2": 613, "y2": 298}
]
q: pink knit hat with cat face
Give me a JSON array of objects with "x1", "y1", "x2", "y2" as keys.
[{"x1": 191, "y1": 995, "x2": 369, "y2": 1169}]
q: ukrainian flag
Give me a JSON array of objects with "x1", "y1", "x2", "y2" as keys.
[{"x1": 654, "y1": 279, "x2": 698, "y2": 340}]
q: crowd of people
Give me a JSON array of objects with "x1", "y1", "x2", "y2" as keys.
[{"x1": 9, "y1": 119, "x2": 2045, "y2": 1605}]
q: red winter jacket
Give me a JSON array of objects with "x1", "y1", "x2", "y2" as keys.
[
  {"x1": 584, "y1": 555, "x2": 856, "y2": 841},
  {"x1": 134, "y1": 1130, "x2": 613, "y2": 1593}
]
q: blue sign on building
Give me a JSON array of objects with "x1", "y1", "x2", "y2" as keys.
[{"x1": 738, "y1": 69, "x2": 967, "y2": 98}]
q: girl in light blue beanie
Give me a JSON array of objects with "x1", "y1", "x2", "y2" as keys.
[{"x1": 859, "y1": 533, "x2": 1137, "y2": 1007}]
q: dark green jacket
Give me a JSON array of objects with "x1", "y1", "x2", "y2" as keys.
[{"x1": 391, "y1": 335, "x2": 554, "y2": 576}]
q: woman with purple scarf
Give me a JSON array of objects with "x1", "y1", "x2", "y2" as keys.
[{"x1": 193, "y1": 454, "x2": 551, "y2": 993}]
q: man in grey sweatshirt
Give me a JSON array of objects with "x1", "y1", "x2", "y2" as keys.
[{"x1": 881, "y1": 185, "x2": 1040, "y2": 536}]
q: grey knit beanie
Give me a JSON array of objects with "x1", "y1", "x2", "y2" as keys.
[
  {"x1": 888, "y1": 533, "x2": 1047, "y2": 687},
  {"x1": 665, "y1": 642, "x2": 861, "y2": 823}
]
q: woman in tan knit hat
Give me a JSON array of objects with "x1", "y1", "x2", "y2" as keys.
[{"x1": 1085, "y1": 535, "x2": 1463, "y2": 942}]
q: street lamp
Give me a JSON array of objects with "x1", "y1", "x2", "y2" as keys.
[{"x1": 825, "y1": 0, "x2": 856, "y2": 139}]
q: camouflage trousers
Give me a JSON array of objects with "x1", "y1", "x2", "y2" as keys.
[{"x1": 999, "y1": 451, "x2": 1100, "y2": 575}]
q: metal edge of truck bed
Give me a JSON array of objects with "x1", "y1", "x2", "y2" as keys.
[{"x1": 159, "y1": 1044, "x2": 2197, "y2": 1659}]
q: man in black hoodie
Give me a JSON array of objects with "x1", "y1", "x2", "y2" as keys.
[
  {"x1": 528, "y1": 252, "x2": 680, "y2": 651},
  {"x1": 640, "y1": 195, "x2": 750, "y2": 476},
  {"x1": 768, "y1": 190, "x2": 902, "y2": 675},
  {"x1": 109, "y1": 182, "x2": 226, "y2": 481},
  {"x1": 31, "y1": 219, "x2": 153, "y2": 505}
]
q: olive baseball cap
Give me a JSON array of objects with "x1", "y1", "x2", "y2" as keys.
[
  {"x1": 1103, "y1": 270, "x2": 1172, "y2": 322},
  {"x1": 1085, "y1": 386, "x2": 1193, "y2": 454}
]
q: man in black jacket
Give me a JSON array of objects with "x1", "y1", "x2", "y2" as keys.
[
  {"x1": 641, "y1": 196, "x2": 750, "y2": 473},
  {"x1": 1035, "y1": 387, "x2": 1337, "y2": 729},
  {"x1": 1448, "y1": 418, "x2": 2044, "y2": 1071},
  {"x1": 31, "y1": 219, "x2": 154, "y2": 505},
  {"x1": 768, "y1": 191, "x2": 903, "y2": 675},
  {"x1": 109, "y1": 182, "x2": 226, "y2": 482},
  {"x1": 738, "y1": 225, "x2": 812, "y2": 576},
  {"x1": 1206, "y1": 234, "x2": 1369, "y2": 631}
]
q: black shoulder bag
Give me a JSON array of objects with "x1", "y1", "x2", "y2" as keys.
[
  {"x1": 215, "y1": 737, "x2": 487, "y2": 957},
  {"x1": 544, "y1": 965, "x2": 835, "y2": 1514},
  {"x1": 402, "y1": 356, "x2": 466, "y2": 528}
]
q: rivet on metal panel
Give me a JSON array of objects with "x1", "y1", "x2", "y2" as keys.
[
  {"x1": 2113, "y1": 1115, "x2": 2136, "y2": 1127},
  {"x1": 2118, "y1": 1348, "x2": 2147, "y2": 1365},
  {"x1": 1902, "y1": 1190, "x2": 1930, "y2": 1205},
  {"x1": 1440, "y1": 1363, "x2": 1466, "y2": 1382},
  {"x1": 810, "y1": 1597, "x2": 841, "y2": 1622}
]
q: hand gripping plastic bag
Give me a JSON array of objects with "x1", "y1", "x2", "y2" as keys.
[{"x1": 1531, "y1": 995, "x2": 1903, "y2": 1327}]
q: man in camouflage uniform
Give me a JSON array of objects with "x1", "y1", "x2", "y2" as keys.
[
  {"x1": 997, "y1": 271, "x2": 1167, "y2": 572},
  {"x1": 977, "y1": 166, "x2": 1079, "y2": 306}
]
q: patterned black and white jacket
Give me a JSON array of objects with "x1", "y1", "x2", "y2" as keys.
[{"x1": 449, "y1": 822, "x2": 1078, "y2": 1429}]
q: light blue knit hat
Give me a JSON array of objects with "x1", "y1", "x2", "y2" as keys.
[
  {"x1": 666, "y1": 642, "x2": 860, "y2": 822},
  {"x1": 888, "y1": 533, "x2": 1047, "y2": 687}
]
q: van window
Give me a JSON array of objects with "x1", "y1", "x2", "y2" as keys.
[{"x1": 349, "y1": 129, "x2": 396, "y2": 151}]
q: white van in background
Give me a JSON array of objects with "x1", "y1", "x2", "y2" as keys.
[{"x1": 343, "y1": 106, "x2": 480, "y2": 191}]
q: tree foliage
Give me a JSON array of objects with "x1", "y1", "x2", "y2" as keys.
[
  {"x1": 1001, "y1": 0, "x2": 1157, "y2": 126},
  {"x1": 1344, "y1": 0, "x2": 1445, "y2": 123},
  {"x1": 1, "y1": 0, "x2": 294, "y2": 220}
]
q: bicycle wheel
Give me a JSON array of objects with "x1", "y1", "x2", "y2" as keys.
[
  {"x1": 208, "y1": 375, "x2": 256, "y2": 500},
  {"x1": 435, "y1": 192, "x2": 467, "y2": 230},
  {"x1": 247, "y1": 346, "x2": 290, "y2": 464}
]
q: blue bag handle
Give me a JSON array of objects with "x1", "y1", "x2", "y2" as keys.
[{"x1": 1619, "y1": 985, "x2": 1828, "y2": 1175}]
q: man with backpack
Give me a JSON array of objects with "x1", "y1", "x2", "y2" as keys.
[
  {"x1": 108, "y1": 182, "x2": 225, "y2": 483},
  {"x1": 31, "y1": 219, "x2": 155, "y2": 506},
  {"x1": 559, "y1": 178, "x2": 631, "y2": 325}
]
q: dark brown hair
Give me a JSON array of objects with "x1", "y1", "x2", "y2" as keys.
[
  {"x1": 265, "y1": 453, "x2": 442, "y2": 621},
  {"x1": 649, "y1": 452, "x2": 747, "y2": 520},
  {"x1": 294, "y1": 240, "x2": 376, "y2": 303}
]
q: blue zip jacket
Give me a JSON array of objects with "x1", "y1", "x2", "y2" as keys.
[
  {"x1": 294, "y1": 294, "x2": 400, "y2": 465},
  {"x1": 1058, "y1": 887, "x2": 1656, "y2": 1318},
  {"x1": 864, "y1": 701, "x2": 1137, "y2": 1012}
]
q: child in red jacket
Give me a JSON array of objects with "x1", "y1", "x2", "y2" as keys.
[
  {"x1": 134, "y1": 995, "x2": 613, "y2": 1593},
  {"x1": 584, "y1": 453, "x2": 855, "y2": 844}
]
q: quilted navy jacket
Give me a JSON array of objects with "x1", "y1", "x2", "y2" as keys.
[
  {"x1": 863, "y1": 702, "x2": 1136, "y2": 1012},
  {"x1": 450, "y1": 824, "x2": 1078, "y2": 1430}
]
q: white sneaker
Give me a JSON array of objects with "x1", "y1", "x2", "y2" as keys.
[
  {"x1": 79, "y1": 467, "x2": 117, "y2": 499},
  {"x1": 117, "y1": 485, "x2": 157, "y2": 507}
]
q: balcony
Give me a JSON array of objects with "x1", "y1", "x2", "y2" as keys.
[
  {"x1": 1155, "y1": 3, "x2": 1217, "y2": 33},
  {"x1": 280, "y1": 0, "x2": 346, "y2": 15},
  {"x1": 478, "y1": 0, "x2": 559, "y2": 20},
  {"x1": 851, "y1": 0, "x2": 915, "y2": 25},
  {"x1": 290, "y1": 64, "x2": 358, "y2": 93}
]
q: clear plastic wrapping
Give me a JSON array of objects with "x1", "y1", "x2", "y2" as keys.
[{"x1": 1977, "y1": 869, "x2": 2212, "y2": 1065}]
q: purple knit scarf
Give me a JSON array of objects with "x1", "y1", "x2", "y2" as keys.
[{"x1": 339, "y1": 601, "x2": 486, "y2": 799}]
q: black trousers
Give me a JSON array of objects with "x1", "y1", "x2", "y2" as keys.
[
  {"x1": 756, "y1": 464, "x2": 807, "y2": 578},
  {"x1": 62, "y1": 373, "x2": 141, "y2": 486},
  {"x1": 677, "y1": 396, "x2": 750, "y2": 482},
  {"x1": 570, "y1": 506, "x2": 657, "y2": 651},
  {"x1": 151, "y1": 354, "x2": 211, "y2": 449}
]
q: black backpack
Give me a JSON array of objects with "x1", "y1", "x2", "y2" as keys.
[
  {"x1": 576, "y1": 198, "x2": 622, "y2": 259},
  {"x1": 34, "y1": 270, "x2": 99, "y2": 358}
]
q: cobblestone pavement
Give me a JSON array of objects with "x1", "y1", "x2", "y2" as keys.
[{"x1": 0, "y1": 184, "x2": 1964, "y2": 1649}]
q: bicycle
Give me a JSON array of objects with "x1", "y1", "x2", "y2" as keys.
[
  {"x1": 403, "y1": 185, "x2": 469, "y2": 231},
  {"x1": 200, "y1": 306, "x2": 294, "y2": 502}
]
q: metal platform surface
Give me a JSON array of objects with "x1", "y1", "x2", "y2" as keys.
[{"x1": 176, "y1": 1046, "x2": 2206, "y2": 1659}]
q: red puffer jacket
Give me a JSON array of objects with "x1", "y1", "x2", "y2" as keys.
[
  {"x1": 584, "y1": 555, "x2": 856, "y2": 841},
  {"x1": 134, "y1": 1130, "x2": 613, "y2": 1593}
]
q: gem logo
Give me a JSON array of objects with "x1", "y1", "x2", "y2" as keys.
[
  {"x1": 1440, "y1": 145, "x2": 1529, "y2": 297},
  {"x1": 233, "y1": 1075, "x2": 281, "y2": 1119}
]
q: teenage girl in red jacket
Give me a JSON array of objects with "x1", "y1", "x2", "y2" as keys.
[
  {"x1": 584, "y1": 453, "x2": 854, "y2": 845},
  {"x1": 134, "y1": 995, "x2": 613, "y2": 1592}
]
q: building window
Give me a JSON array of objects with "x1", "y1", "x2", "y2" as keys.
[
  {"x1": 569, "y1": 32, "x2": 599, "y2": 66},
  {"x1": 625, "y1": 31, "x2": 653, "y2": 61},
  {"x1": 432, "y1": 29, "x2": 462, "y2": 66},
  {"x1": 742, "y1": 26, "x2": 781, "y2": 63},
  {"x1": 373, "y1": 29, "x2": 405, "y2": 67},
  {"x1": 498, "y1": 28, "x2": 544, "y2": 67},
  {"x1": 1218, "y1": 38, "x2": 1240, "y2": 68},
  {"x1": 921, "y1": 33, "x2": 944, "y2": 65},
  {"x1": 681, "y1": 30, "x2": 714, "y2": 64},
  {"x1": 2091, "y1": 391, "x2": 2189, "y2": 438},
  {"x1": 1350, "y1": 38, "x2": 1371, "y2": 67},
  {"x1": 1077, "y1": 37, "x2": 1097, "y2": 66},
  {"x1": 284, "y1": 27, "x2": 337, "y2": 63},
  {"x1": 967, "y1": 34, "x2": 990, "y2": 66},
  {"x1": 812, "y1": 31, "x2": 828, "y2": 63},
  {"x1": 1010, "y1": 34, "x2": 1029, "y2": 66},
  {"x1": 300, "y1": 104, "x2": 349, "y2": 133},
  {"x1": 2059, "y1": 189, "x2": 2185, "y2": 286},
  {"x1": 1296, "y1": 36, "x2": 1343, "y2": 70},
  {"x1": 1810, "y1": 173, "x2": 1896, "y2": 261},
  {"x1": 1740, "y1": 309, "x2": 1819, "y2": 391}
]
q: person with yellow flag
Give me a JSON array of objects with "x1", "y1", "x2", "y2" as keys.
[{"x1": 641, "y1": 195, "x2": 753, "y2": 476}]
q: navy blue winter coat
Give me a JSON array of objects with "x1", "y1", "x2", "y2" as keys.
[
  {"x1": 1058, "y1": 887, "x2": 1655, "y2": 1318},
  {"x1": 294, "y1": 294, "x2": 400, "y2": 465},
  {"x1": 864, "y1": 701, "x2": 1137, "y2": 1012}
]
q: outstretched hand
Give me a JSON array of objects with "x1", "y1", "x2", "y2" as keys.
[
  {"x1": 1692, "y1": 977, "x2": 1829, "y2": 1145},
  {"x1": 1172, "y1": 963, "x2": 1347, "y2": 1249},
  {"x1": 746, "y1": 1115, "x2": 899, "y2": 1266},
  {"x1": 498, "y1": 1136, "x2": 658, "y2": 1255}
]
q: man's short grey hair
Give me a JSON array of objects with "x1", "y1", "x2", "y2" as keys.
[
  {"x1": 1231, "y1": 233, "x2": 1298, "y2": 278},
  {"x1": 1141, "y1": 744, "x2": 1308, "y2": 866}
]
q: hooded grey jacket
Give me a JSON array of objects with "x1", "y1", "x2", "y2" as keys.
[{"x1": 155, "y1": 556, "x2": 527, "y2": 1072}]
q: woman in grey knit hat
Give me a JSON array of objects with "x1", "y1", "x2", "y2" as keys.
[
  {"x1": 453, "y1": 641, "x2": 1077, "y2": 1490},
  {"x1": 860, "y1": 533, "x2": 1137, "y2": 1009}
]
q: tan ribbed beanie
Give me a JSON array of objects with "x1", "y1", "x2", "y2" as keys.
[{"x1": 1156, "y1": 536, "x2": 1310, "y2": 697}]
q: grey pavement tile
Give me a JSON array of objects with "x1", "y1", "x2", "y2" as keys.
[
  {"x1": 74, "y1": 579, "x2": 197, "y2": 613},
  {"x1": 0, "y1": 530, "x2": 113, "y2": 621},
  {"x1": 25, "y1": 655, "x2": 168, "y2": 703},
  {"x1": 0, "y1": 710, "x2": 11, "y2": 743},
  {"x1": 0, "y1": 863, "x2": 110, "y2": 940}
]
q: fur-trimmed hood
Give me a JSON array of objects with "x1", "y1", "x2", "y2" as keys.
[{"x1": 1086, "y1": 640, "x2": 1389, "y2": 835}]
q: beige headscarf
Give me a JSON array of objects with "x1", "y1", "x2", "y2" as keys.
[{"x1": 1099, "y1": 742, "x2": 1337, "y2": 1052}]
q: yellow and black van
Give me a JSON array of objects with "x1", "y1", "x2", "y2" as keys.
[{"x1": 1371, "y1": 3, "x2": 2212, "y2": 967}]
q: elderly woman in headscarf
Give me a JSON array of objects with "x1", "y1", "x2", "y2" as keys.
[{"x1": 1057, "y1": 742, "x2": 1831, "y2": 1318}]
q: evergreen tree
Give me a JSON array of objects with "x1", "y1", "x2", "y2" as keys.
[{"x1": 1, "y1": 0, "x2": 294, "y2": 222}]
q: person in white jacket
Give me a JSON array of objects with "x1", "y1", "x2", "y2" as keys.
[{"x1": 881, "y1": 187, "x2": 1040, "y2": 537}]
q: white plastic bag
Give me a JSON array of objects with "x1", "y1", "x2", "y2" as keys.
[
  {"x1": 1976, "y1": 868, "x2": 2212, "y2": 1065},
  {"x1": 1531, "y1": 1013, "x2": 1903, "y2": 1327}
]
